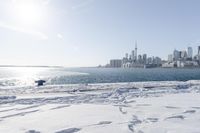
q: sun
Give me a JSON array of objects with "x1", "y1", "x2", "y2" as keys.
[{"x1": 14, "y1": 1, "x2": 42, "y2": 26}]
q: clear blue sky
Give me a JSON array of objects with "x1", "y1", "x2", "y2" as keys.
[{"x1": 0, "y1": 0, "x2": 200, "y2": 67}]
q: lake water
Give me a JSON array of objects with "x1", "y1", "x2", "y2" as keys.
[{"x1": 0, "y1": 67, "x2": 200, "y2": 87}]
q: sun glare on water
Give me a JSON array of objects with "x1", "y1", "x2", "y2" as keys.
[{"x1": 12, "y1": 67, "x2": 46, "y2": 86}]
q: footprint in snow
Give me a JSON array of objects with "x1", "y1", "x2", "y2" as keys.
[
  {"x1": 50, "y1": 105, "x2": 71, "y2": 110},
  {"x1": 0, "y1": 108, "x2": 16, "y2": 113},
  {"x1": 183, "y1": 110, "x2": 196, "y2": 114},
  {"x1": 113, "y1": 104, "x2": 131, "y2": 107},
  {"x1": 145, "y1": 118, "x2": 159, "y2": 123},
  {"x1": 192, "y1": 107, "x2": 200, "y2": 109},
  {"x1": 97, "y1": 121, "x2": 112, "y2": 125},
  {"x1": 25, "y1": 130, "x2": 40, "y2": 133},
  {"x1": 55, "y1": 128, "x2": 81, "y2": 133},
  {"x1": 128, "y1": 115, "x2": 142, "y2": 132},
  {"x1": 124, "y1": 100, "x2": 136, "y2": 104},
  {"x1": 165, "y1": 106, "x2": 180, "y2": 109},
  {"x1": 0, "y1": 110, "x2": 39, "y2": 119},
  {"x1": 85, "y1": 121, "x2": 112, "y2": 127},
  {"x1": 165, "y1": 115, "x2": 185, "y2": 120}
]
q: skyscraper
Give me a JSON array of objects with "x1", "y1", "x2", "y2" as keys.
[
  {"x1": 198, "y1": 46, "x2": 200, "y2": 55},
  {"x1": 142, "y1": 54, "x2": 147, "y2": 64},
  {"x1": 131, "y1": 50, "x2": 135, "y2": 60},
  {"x1": 187, "y1": 47, "x2": 193, "y2": 59},
  {"x1": 173, "y1": 49, "x2": 180, "y2": 61},
  {"x1": 198, "y1": 46, "x2": 200, "y2": 63},
  {"x1": 135, "y1": 41, "x2": 137, "y2": 61},
  {"x1": 180, "y1": 50, "x2": 187, "y2": 59}
]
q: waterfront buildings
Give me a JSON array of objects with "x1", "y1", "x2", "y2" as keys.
[
  {"x1": 107, "y1": 43, "x2": 200, "y2": 68},
  {"x1": 110, "y1": 59, "x2": 122, "y2": 68},
  {"x1": 173, "y1": 50, "x2": 180, "y2": 61},
  {"x1": 168, "y1": 54, "x2": 173, "y2": 62},
  {"x1": 109, "y1": 43, "x2": 162, "y2": 68},
  {"x1": 187, "y1": 47, "x2": 193, "y2": 59},
  {"x1": 162, "y1": 46, "x2": 200, "y2": 68}
]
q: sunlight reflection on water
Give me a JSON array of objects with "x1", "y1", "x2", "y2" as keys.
[{"x1": 0, "y1": 67, "x2": 89, "y2": 86}]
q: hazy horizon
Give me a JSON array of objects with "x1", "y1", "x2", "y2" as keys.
[{"x1": 1, "y1": 0, "x2": 200, "y2": 67}]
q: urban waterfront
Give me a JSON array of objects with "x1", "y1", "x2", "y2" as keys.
[
  {"x1": 107, "y1": 43, "x2": 200, "y2": 68},
  {"x1": 1, "y1": 67, "x2": 200, "y2": 86}
]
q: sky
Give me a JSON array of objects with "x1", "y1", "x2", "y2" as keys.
[{"x1": 0, "y1": 0, "x2": 200, "y2": 67}]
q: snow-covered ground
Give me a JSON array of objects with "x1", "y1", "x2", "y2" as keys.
[{"x1": 0, "y1": 80, "x2": 200, "y2": 133}]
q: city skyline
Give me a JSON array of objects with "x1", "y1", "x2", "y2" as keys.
[
  {"x1": 1, "y1": 0, "x2": 200, "y2": 67},
  {"x1": 108, "y1": 43, "x2": 200, "y2": 68},
  {"x1": 109, "y1": 43, "x2": 200, "y2": 61}
]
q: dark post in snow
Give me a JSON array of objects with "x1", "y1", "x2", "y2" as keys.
[{"x1": 35, "y1": 80, "x2": 46, "y2": 86}]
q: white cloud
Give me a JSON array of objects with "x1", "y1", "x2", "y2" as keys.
[{"x1": 0, "y1": 21, "x2": 48, "y2": 40}]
